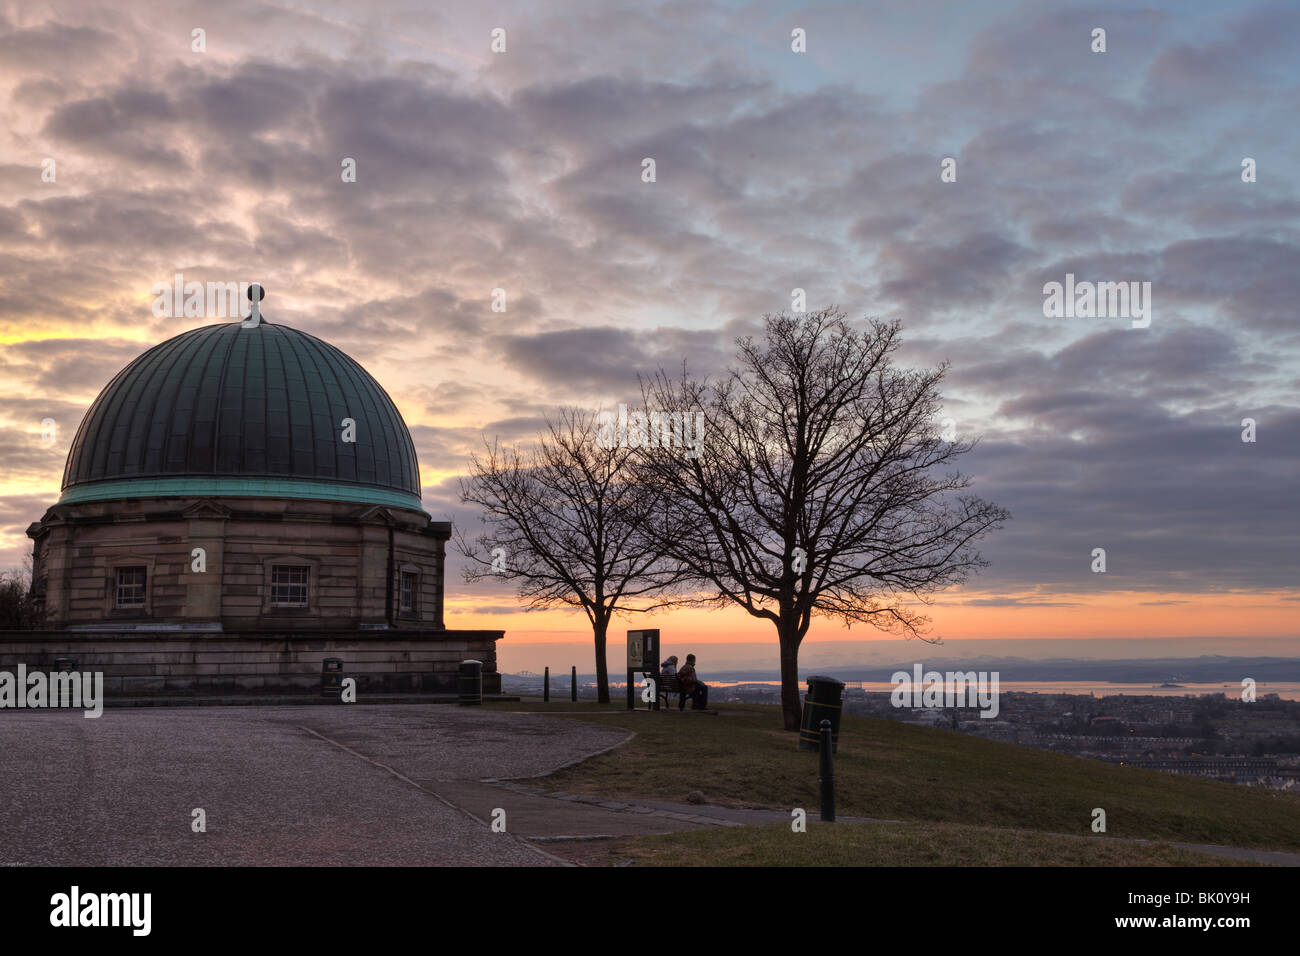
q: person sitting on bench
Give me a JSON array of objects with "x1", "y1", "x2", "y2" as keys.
[
  {"x1": 651, "y1": 656, "x2": 680, "y2": 709},
  {"x1": 676, "y1": 653, "x2": 708, "y2": 710}
]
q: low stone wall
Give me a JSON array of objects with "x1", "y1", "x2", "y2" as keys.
[{"x1": 0, "y1": 629, "x2": 503, "y2": 696}]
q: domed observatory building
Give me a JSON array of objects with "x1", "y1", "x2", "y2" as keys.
[{"x1": 18, "y1": 290, "x2": 502, "y2": 695}]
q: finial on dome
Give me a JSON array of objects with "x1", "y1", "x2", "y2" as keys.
[{"x1": 241, "y1": 283, "x2": 266, "y2": 328}]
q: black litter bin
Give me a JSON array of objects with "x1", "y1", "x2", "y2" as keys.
[
  {"x1": 54, "y1": 657, "x2": 77, "y2": 672},
  {"x1": 321, "y1": 658, "x2": 344, "y2": 699},
  {"x1": 458, "y1": 659, "x2": 483, "y2": 706},
  {"x1": 798, "y1": 675, "x2": 845, "y2": 752}
]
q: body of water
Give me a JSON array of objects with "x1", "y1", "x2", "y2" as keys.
[{"x1": 704, "y1": 680, "x2": 1300, "y2": 701}]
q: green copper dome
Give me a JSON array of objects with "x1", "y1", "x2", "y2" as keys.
[{"x1": 60, "y1": 320, "x2": 423, "y2": 510}]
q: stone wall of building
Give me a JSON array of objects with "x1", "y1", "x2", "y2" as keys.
[
  {"x1": 0, "y1": 629, "x2": 503, "y2": 696},
  {"x1": 28, "y1": 496, "x2": 448, "y2": 633}
]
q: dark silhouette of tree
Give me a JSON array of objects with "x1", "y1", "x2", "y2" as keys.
[
  {"x1": 0, "y1": 562, "x2": 42, "y2": 629},
  {"x1": 456, "y1": 407, "x2": 691, "y2": 703},
  {"x1": 635, "y1": 308, "x2": 1010, "y2": 730}
]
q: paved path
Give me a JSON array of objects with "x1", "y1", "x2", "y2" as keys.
[{"x1": 0, "y1": 705, "x2": 627, "y2": 866}]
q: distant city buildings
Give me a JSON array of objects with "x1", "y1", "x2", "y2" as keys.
[{"x1": 824, "y1": 685, "x2": 1295, "y2": 790}]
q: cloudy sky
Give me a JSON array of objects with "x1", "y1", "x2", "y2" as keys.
[{"x1": 1, "y1": 0, "x2": 1297, "y2": 658}]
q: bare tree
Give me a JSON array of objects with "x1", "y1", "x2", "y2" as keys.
[
  {"x1": 456, "y1": 407, "x2": 692, "y2": 703},
  {"x1": 635, "y1": 308, "x2": 1010, "y2": 730},
  {"x1": 0, "y1": 560, "x2": 42, "y2": 630}
]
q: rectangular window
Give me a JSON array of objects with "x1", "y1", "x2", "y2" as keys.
[
  {"x1": 270, "y1": 565, "x2": 309, "y2": 607},
  {"x1": 115, "y1": 566, "x2": 146, "y2": 608},
  {"x1": 400, "y1": 572, "x2": 417, "y2": 612}
]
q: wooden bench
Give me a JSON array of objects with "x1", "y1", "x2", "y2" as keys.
[
  {"x1": 645, "y1": 672, "x2": 712, "y2": 712},
  {"x1": 656, "y1": 672, "x2": 683, "y2": 708}
]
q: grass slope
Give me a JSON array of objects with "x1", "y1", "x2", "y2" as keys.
[
  {"x1": 613, "y1": 821, "x2": 1247, "y2": 867},
  {"x1": 488, "y1": 701, "x2": 1300, "y2": 853}
]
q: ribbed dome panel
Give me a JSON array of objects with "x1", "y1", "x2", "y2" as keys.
[{"x1": 61, "y1": 322, "x2": 421, "y2": 503}]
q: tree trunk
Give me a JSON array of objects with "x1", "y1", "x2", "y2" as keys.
[
  {"x1": 593, "y1": 616, "x2": 610, "y2": 704},
  {"x1": 778, "y1": 623, "x2": 803, "y2": 731}
]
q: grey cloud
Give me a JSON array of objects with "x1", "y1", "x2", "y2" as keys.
[
  {"x1": 1157, "y1": 237, "x2": 1300, "y2": 331},
  {"x1": 2, "y1": 337, "x2": 148, "y2": 394},
  {"x1": 499, "y1": 324, "x2": 730, "y2": 392},
  {"x1": 878, "y1": 232, "x2": 1033, "y2": 316},
  {"x1": 43, "y1": 91, "x2": 188, "y2": 170},
  {"x1": 0, "y1": 21, "x2": 114, "y2": 70},
  {"x1": 964, "y1": 406, "x2": 1300, "y2": 592},
  {"x1": 1142, "y1": 5, "x2": 1300, "y2": 107}
]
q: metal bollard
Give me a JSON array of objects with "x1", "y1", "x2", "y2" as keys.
[
  {"x1": 543, "y1": 666, "x2": 550, "y2": 702},
  {"x1": 571, "y1": 666, "x2": 577, "y2": 702},
  {"x1": 819, "y1": 719, "x2": 836, "y2": 823}
]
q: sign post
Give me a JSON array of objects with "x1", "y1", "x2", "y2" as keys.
[
  {"x1": 626, "y1": 629, "x2": 660, "y2": 710},
  {"x1": 626, "y1": 631, "x2": 643, "y2": 710}
]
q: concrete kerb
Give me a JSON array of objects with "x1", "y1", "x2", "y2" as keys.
[{"x1": 489, "y1": 727, "x2": 638, "y2": 781}]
